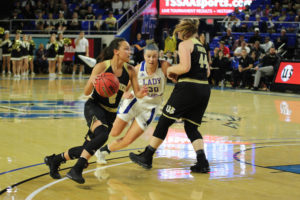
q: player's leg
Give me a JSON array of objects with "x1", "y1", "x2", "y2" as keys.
[{"x1": 184, "y1": 121, "x2": 209, "y2": 173}]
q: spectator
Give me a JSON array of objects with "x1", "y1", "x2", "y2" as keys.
[
  {"x1": 11, "y1": 10, "x2": 24, "y2": 32},
  {"x1": 232, "y1": 49, "x2": 254, "y2": 88},
  {"x1": 263, "y1": 4, "x2": 271, "y2": 17},
  {"x1": 112, "y1": 0, "x2": 123, "y2": 14},
  {"x1": 286, "y1": 2, "x2": 296, "y2": 15},
  {"x1": 260, "y1": 36, "x2": 274, "y2": 53},
  {"x1": 266, "y1": 14, "x2": 275, "y2": 33},
  {"x1": 105, "y1": 11, "x2": 117, "y2": 30},
  {"x1": 210, "y1": 50, "x2": 231, "y2": 86},
  {"x1": 85, "y1": 6, "x2": 95, "y2": 20},
  {"x1": 68, "y1": 12, "x2": 81, "y2": 31},
  {"x1": 45, "y1": 13, "x2": 56, "y2": 33},
  {"x1": 234, "y1": 41, "x2": 250, "y2": 58},
  {"x1": 272, "y1": 2, "x2": 281, "y2": 17},
  {"x1": 232, "y1": 35, "x2": 245, "y2": 51},
  {"x1": 22, "y1": 3, "x2": 35, "y2": 19},
  {"x1": 34, "y1": 0, "x2": 45, "y2": 15},
  {"x1": 132, "y1": 33, "x2": 146, "y2": 64},
  {"x1": 240, "y1": 14, "x2": 252, "y2": 32},
  {"x1": 158, "y1": 50, "x2": 166, "y2": 61},
  {"x1": 93, "y1": 14, "x2": 104, "y2": 31},
  {"x1": 251, "y1": 41, "x2": 265, "y2": 61},
  {"x1": 56, "y1": 12, "x2": 67, "y2": 32},
  {"x1": 221, "y1": 28, "x2": 234, "y2": 49},
  {"x1": 46, "y1": 0, "x2": 58, "y2": 16},
  {"x1": 219, "y1": 41, "x2": 230, "y2": 58},
  {"x1": 163, "y1": 30, "x2": 177, "y2": 53},
  {"x1": 21, "y1": 0, "x2": 35, "y2": 8},
  {"x1": 249, "y1": 28, "x2": 263, "y2": 44},
  {"x1": 252, "y1": 15, "x2": 267, "y2": 32},
  {"x1": 278, "y1": 9, "x2": 287, "y2": 22},
  {"x1": 253, "y1": 47, "x2": 280, "y2": 90},
  {"x1": 35, "y1": 12, "x2": 45, "y2": 31},
  {"x1": 166, "y1": 51, "x2": 174, "y2": 64},
  {"x1": 287, "y1": 15, "x2": 300, "y2": 33},
  {"x1": 275, "y1": 29, "x2": 288, "y2": 53},
  {"x1": 79, "y1": 1, "x2": 89, "y2": 18},
  {"x1": 123, "y1": 0, "x2": 135, "y2": 11},
  {"x1": 224, "y1": 14, "x2": 240, "y2": 32},
  {"x1": 34, "y1": 43, "x2": 48, "y2": 74}
]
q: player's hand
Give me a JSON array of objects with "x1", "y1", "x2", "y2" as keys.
[
  {"x1": 167, "y1": 68, "x2": 178, "y2": 83},
  {"x1": 122, "y1": 91, "x2": 134, "y2": 99},
  {"x1": 136, "y1": 85, "x2": 148, "y2": 98},
  {"x1": 91, "y1": 74, "x2": 100, "y2": 86}
]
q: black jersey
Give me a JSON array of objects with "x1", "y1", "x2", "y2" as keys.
[
  {"x1": 11, "y1": 39, "x2": 23, "y2": 58},
  {"x1": 1, "y1": 39, "x2": 12, "y2": 55},
  {"x1": 91, "y1": 60, "x2": 130, "y2": 113},
  {"x1": 178, "y1": 38, "x2": 208, "y2": 81},
  {"x1": 21, "y1": 41, "x2": 30, "y2": 56},
  {"x1": 29, "y1": 40, "x2": 35, "y2": 56}
]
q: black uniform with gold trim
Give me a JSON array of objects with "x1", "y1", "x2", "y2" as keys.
[
  {"x1": 57, "y1": 39, "x2": 64, "y2": 56},
  {"x1": 162, "y1": 38, "x2": 211, "y2": 126},
  {"x1": 0, "y1": 39, "x2": 12, "y2": 56},
  {"x1": 85, "y1": 60, "x2": 130, "y2": 133}
]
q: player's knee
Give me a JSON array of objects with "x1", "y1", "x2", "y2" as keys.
[
  {"x1": 153, "y1": 115, "x2": 175, "y2": 140},
  {"x1": 90, "y1": 120, "x2": 102, "y2": 132},
  {"x1": 85, "y1": 125, "x2": 109, "y2": 155},
  {"x1": 68, "y1": 146, "x2": 84, "y2": 160},
  {"x1": 184, "y1": 121, "x2": 202, "y2": 142}
]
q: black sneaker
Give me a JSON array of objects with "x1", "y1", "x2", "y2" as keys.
[
  {"x1": 190, "y1": 159, "x2": 210, "y2": 173},
  {"x1": 44, "y1": 154, "x2": 61, "y2": 179},
  {"x1": 129, "y1": 152, "x2": 152, "y2": 169},
  {"x1": 66, "y1": 168, "x2": 85, "y2": 184}
]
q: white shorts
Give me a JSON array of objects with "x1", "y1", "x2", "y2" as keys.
[{"x1": 117, "y1": 98, "x2": 158, "y2": 130}]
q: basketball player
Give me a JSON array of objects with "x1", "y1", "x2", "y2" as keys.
[
  {"x1": 95, "y1": 43, "x2": 170, "y2": 164},
  {"x1": 1, "y1": 31, "x2": 12, "y2": 76},
  {"x1": 129, "y1": 19, "x2": 211, "y2": 173},
  {"x1": 44, "y1": 38, "x2": 147, "y2": 184}
]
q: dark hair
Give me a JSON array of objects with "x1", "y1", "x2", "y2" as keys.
[{"x1": 99, "y1": 37, "x2": 126, "y2": 61}]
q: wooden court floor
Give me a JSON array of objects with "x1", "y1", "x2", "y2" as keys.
[{"x1": 1, "y1": 75, "x2": 300, "y2": 200}]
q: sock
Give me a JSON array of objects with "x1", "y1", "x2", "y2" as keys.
[
  {"x1": 100, "y1": 145, "x2": 111, "y2": 154},
  {"x1": 144, "y1": 145, "x2": 156, "y2": 157},
  {"x1": 196, "y1": 149, "x2": 207, "y2": 162},
  {"x1": 58, "y1": 152, "x2": 66, "y2": 163},
  {"x1": 73, "y1": 157, "x2": 88, "y2": 173}
]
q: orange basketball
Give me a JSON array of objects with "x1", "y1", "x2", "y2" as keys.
[{"x1": 94, "y1": 72, "x2": 119, "y2": 97}]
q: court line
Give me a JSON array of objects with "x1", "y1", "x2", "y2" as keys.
[
  {"x1": 25, "y1": 161, "x2": 132, "y2": 200},
  {"x1": 0, "y1": 148, "x2": 143, "y2": 176}
]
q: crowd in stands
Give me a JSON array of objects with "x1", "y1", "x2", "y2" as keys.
[{"x1": 9, "y1": 0, "x2": 137, "y2": 33}]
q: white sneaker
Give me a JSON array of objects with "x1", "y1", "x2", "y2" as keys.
[
  {"x1": 58, "y1": 71, "x2": 62, "y2": 75},
  {"x1": 95, "y1": 150, "x2": 108, "y2": 164}
]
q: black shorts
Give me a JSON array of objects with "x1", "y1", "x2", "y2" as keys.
[
  {"x1": 74, "y1": 52, "x2": 86, "y2": 65},
  {"x1": 84, "y1": 98, "x2": 116, "y2": 131},
  {"x1": 162, "y1": 82, "x2": 211, "y2": 126}
]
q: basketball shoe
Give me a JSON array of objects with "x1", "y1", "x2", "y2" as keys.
[
  {"x1": 44, "y1": 154, "x2": 65, "y2": 179},
  {"x1": 95, "y1": 149, "x2": 108, "y2": 164},
  {"x1": 129, "y1": 146, "x2": 155, "y2": 169},
  {"x1": 190, "y1": 159, "x2": 210, "y2": 173}
]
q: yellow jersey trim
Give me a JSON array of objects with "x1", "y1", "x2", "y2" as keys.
[
  {"x1": 104, "y1": 60, "x2": 111, "y2": 71},
  {"x1": 178, "y1": 78, "x2": 208, "y2": 85},
  {"x1": 99, "y1": 103, "x2": 118, "y2": 113},
  {"x1": 191, "y1": 38, "x2": 201, "y2": 45},
  {"x1": 163, "y1": 113, "x2": 202, "y2": 126}
]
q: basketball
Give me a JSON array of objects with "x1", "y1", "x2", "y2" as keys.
[{"x1": 94, "y1": 72, "x2": 119, "y2": 97}]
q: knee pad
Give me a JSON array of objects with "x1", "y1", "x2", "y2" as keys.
[
  {"x1": 153, "y1": 115, "x2": 175, "y2": 140},
  {"x1": 84, "y1": 125, "x2": 109, "y2": 156},
  {"x1": 68, "y1": 146, "x2": 84, "y2": 160},
  {"x1": 184, "y1": 121, "x2": 202, "y2": 142}
]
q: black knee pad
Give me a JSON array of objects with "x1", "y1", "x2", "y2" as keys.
[
  {"x1": 184, "y1": 121, "x2": 202, "y2": 142},
  {"x1": 153, "y1": 115, "x2": 175, "y2": 140},
  {"x1": 84, "y1": 125, "x2": 109, "y2": 156},
  {"x1": 68, "y1": 146, "x2": 84, "y2": 160}
]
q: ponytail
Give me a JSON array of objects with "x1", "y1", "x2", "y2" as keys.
[{"x1": 98, "y1": 37, "x2": 126, "y2": 62}]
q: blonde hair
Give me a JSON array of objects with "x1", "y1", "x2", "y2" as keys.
[{"x1": 173, "y1": 19, "x2": 199, "y2": 40}]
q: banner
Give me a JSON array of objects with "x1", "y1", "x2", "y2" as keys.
[
  {"x1": 64, "y1": 38, "x2": 94, "y2": 62},
  {"x1": 159, "y1": 0, "x2": 253, "y2": 16},
  {"x1": 274, "y1": 62, "x2": 300, "y2": 85}
]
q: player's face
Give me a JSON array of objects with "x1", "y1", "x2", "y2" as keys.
[
  {"x1": 117, "y1": 41, "x2": 131, "y2": 63},
  {"x1": 144, "y1": 50, "x2": 158, "y2": 66}
]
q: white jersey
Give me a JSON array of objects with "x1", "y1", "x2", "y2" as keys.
[
  {"x1": 136, "y1": 61, "x2": 166, "y2": 107},
  {"x1": 117, "y1": 61, "x2": 166, "y2": 130}
]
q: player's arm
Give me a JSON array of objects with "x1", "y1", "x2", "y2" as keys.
[
  {"x1": 167, "y1": 40, "x2": 192, "y2": 76},
  {"x1": 84, "y1": 62, "x2": 106, "y2": 95},
  {"x1": 161, "y1": 60, "x2": 171, "y2": 77},
  {"x1": 127, "y1": 65, "x2": 147, "y2": 98}
]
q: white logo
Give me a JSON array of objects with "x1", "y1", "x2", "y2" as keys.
[
  {"x1": 165, "y1": 105, "x2": 175, "y2": 114},
  {"x1": 281, "y1": 65, "x2": 293, "y2": 82}
]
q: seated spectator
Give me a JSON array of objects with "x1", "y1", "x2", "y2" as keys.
[
  {"x1": 123, "y1": 0, "x2": 135, "y2": 11},
  {"x1": 34, "y1": 0, "x2": 45, "y2": 15},
  {"x1": 286, "y1": 2, "x2": 296, "y2": 15},
  {"x1": 234, "y1": 41, "x2": 250, "y2": 58},
  {"x1": 267, "y1": 14, "x2": 275, "y2": 33},
  {"x1": 112, "y1": 0, "x2": 123, "y2": 14},
  {"x1": 240, "y1": 14, "x2": 252, "y2": 32},
  {"x1": 34, "y1": 43, "x2": 48, "y2": 74},
  {"x1": 79, "y1": 1, "x2": 89, "y2": 18},
  {"x1": 278, "y1": 9, "x2": 288, "y2": 22},
  {"x1": 85, "y1": 6, "x2": 95, "y2": 20},
  {"x1": 252, "y1": 15, "x2": 267, "y2": 33},
  {"x1": 22, "y1": 3, "x2": 35, "y2": 19},
  {"x1": 242, "y1": 5, "x2": 251, "y2": 16},
  {"x1": 11, "y1": 10, "x2": 24, "y2": 32},
  {"x1": 263, "y1": 4, "x2": 271, "y2": 17},
  {"x1": 56, "y1": 12, "x2": 67, "y2": 32},
  {"x1": 93, "y1": 15, "x2": 104, "y2": 31},
  {"x1": 68, "y1": 12, "x2": 81, "y2": 31},
  {"x1": 219, "y1": 41, "x2": 230, "y2": 58},
  {"x1": 275, "y1": 29, "x2": 288, "y2": 54},
  {"x1": 287, "y1": 15, "x2": 300, "y2": 33},
  {"x1": 45, "y1": 13, "x2": 56, "y2": 33},
  {"x1": 253, "y1": 47, "x2": 280, "y2": 90},
  {"x1": 251, "y1": 41, "x2": 265, "y2": 60},
  {"x1": 221, "y1": 28, "x2": 234, "y2": 49},
  {"x1": 46, "y1": 0, "x2": 58, "y2": 16},
  {"x1": 164, "y1": 30, "x2": 177, "y2": 54},
  {"x1": 132, "y1": 33, "x2": 146, "y2": 64},
  {"x1": 260, "y1": 36, "x2": 274, "y2": 53},
  {"x1": 166, "y1": 51, "x2": 174, "y2": 65},
  {"x1": 35, "y1": 12, "x2": 45, "y2": 31},
  {"x1": 21, "y1": 0, "x2": 35, "y2": 8},
  {"x1": 210, "y1": 50, "x2": 231, "y2": 86},
  {"x1": 105, "y1": 11, "x2": 117, "y2": 30},
  {"x1": 232, "y1": 49, "x2": 254, "y2": 88},
  {"x1": 250, "y1": 51, "x2": 260, "y2": 69},
  {"x1": 249, "y1": 28, "x2": 263, "y2": 44},
  {"x1": 252, "y1": 6, "x2": 263, "y2": 17},
  {"x1": 272, "y1": 2, "x2": 281, "y2": 17},
  {"x1": 233, "y1": 35, "x2": 245, "y2": 51},
  {"x1": 224, "y1": 14, "x2": 241, "y2": 32},
  {"x1": 159, "y1": 50, "x2": 166, "y2": 61}
]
